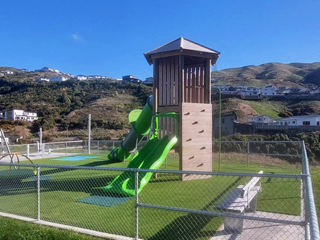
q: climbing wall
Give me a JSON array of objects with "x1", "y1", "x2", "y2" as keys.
[{"x1": 180, "y1": 103, "x2": 212, "y2": 180}]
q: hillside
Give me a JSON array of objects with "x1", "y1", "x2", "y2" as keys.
[
  {"x1": 1, "y1": 62, "x2": 320, "y2": 141},
  {"x1": 0, "y1": 75, "x2": 152, "y2": 140},
  {"x1": 211, "y1": 62, "x2": 320, "y2": 87},
  {"x1": 212, "y1": 98, "x2": 320, "y2": 123}
]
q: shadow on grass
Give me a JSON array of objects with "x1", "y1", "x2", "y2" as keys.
[
  {"x1": 148, "y1": 177, "x2": 243, "y2": 240},
  {"x1": 0, "y1": 173, "x2": 116, "y2": 197}
]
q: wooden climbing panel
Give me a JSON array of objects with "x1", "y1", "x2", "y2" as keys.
[{"x1": 180, "y1": 103, "x2": 212, "y2": 180}]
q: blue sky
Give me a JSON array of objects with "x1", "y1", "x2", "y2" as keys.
[{"x1": 0, "y1": 0, "x2": 319, "y2": 80}]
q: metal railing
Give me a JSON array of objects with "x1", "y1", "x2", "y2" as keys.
[{"x1": 302, "y1": 141, "x2": 320, "y2": 240}]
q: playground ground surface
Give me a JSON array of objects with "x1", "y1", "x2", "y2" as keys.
[{"x1": 0, "y1": 152, "x2": 318, "y2": 240}]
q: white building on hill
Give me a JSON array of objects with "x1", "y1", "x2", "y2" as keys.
[
  {"x1": 248, "y1": 115, "x2": 276, "y2": 125},
  {"x1": 261, "y1": 85, "x2": 277, "y2": 96},
  {"x1": 276, "y1": 115, "x2": 320, "y2": 126},
  {"x1": 76, "y1": 75, "x2": 88, "y2": 81},
  {"x1": 50, "y1": 76, "x2": 70, "y2": 82},
  {"x1": 3, "y1": 110, "x2": 38, "y2": 122}
]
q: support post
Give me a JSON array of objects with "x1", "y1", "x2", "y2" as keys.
[
  {"x1": 39, "y1": 128, "x2": 42, "y2": 153},
  {"x1": 247, "y1": 141, "x2": 250, "y2": 168},
  {"x1": 37, "y1": 166, "x2": 41, "y2": 221},
  {"x1": 88, "y1": 114, "x2": 91, "y2": 154},
  {"x1": 135, "y1": 171, "x2": 139, "y2": 239},
  {"x1": 26, "y1": 144, "x2": 30, "y2": 158},
  {"x1": 42, "y1": 144, "x2": 45, "y2": 158}
]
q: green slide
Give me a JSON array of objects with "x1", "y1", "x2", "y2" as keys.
[
  {"x1": 103, "y1": 134, "x2": 178, "y2": 196},
  {"x1": 107, "y1": 95, "x2": 154, "y2": 162}
]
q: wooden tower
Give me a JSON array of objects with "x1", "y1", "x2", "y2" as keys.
[{"x1": 144, "y1": 37, "x2": 220, "y2": 179}]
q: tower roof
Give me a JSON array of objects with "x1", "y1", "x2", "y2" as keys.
[{"x1": 144, "y1": 37, "x2": 220, "y2": 65}]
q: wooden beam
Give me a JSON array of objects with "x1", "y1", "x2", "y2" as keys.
[
  {"x1": 178, "y1": 55, "x2": 184, "y2": 171},
  {"x1": 204, "y1": 59, "x2": 211, "y2": 103},
  {"x1": 153, "y1": 59, "x2": 159, "y2": 114}
]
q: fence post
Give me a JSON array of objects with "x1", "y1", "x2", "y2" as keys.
[
  {"x1": 135, "y1": 171, "x2": 139, "y2": 240},
  {"x1": 42, "y1": 144, "x2": 45, "y2": 158},
  {"x1": 37, "y1": 166, "x2": 41, "y2": 221},
  {"x1": 247, "y1": 141, "x2": 250, "y2": 168},
  {"x1": 65, "y1": 142, "x2": 67, "y2": 155},
  {"x1": 97, "y1": 141, "x2": 100, "y2": 154},
  {"x1": 26, "y1": 144, "x2": 29, "y2": 158}
]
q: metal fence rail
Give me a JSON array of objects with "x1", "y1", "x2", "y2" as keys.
[{"x1": 302, "y1": 141, "x2": 320, "y2": 240}]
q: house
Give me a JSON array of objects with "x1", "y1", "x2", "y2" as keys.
[
  {"x1": 122, "y1": 75, "x2": 141, "y2": 83},
  {"x1": 75, "y1": 75, "x2": 87, "y2": 81},
  {"x1": 88, "y1": 75, "x2": 104, "y2": 80},
  {"x1": 4, "y1": 110, "x2": 38, "y2": 122},
  {"x1": 2, "y1": 70, "x2": 14, "y2": 75},
  {"x1": 276, "y1": 115, "x2": 320, "y2": 126},
  {"x1": 261, "y1": 85, "x2": 277, "y2": 96},
  {"x1": 144, "y1": 77, "x2": 154, "y2": 85},
  {"x1": 213, "y1": 112, "x2": 237, "y2": 138},
  {"x1": 221, "y1": 85, "x2": 238, "y2": 96},
  {"x1": 248, "y1": 115, "x2": 276, "y2": 125},
  {"x1": 19, "y1": 69, "x2": 29, "y2": 73},
  {"x1": 41, "y1": 67, "x2": 54, "y2": 72},
  {"x1": 211, "y1": 77, "x2": 226, "y2": 82},
  {"x1": 240, "y1": 87, "x2": 262, "y2": 99},
  {"x1": 49, "y1": 76, "x2": 69, "y2": 82}
]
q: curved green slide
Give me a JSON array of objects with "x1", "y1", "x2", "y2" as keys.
[
  {"x1": 107, "y1": 95, "x2": 154, "y2": 162},
  {"x1": 103, "y1": 134, "x2": 178, "y2": 196}
]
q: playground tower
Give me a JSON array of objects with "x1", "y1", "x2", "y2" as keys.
[{"x1": 144, "y1": 37, "x2": 220, "y2": 179}]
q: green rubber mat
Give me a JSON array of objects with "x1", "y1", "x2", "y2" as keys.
[{"x1": 77, "y1": 195, "x2": 132, "y2": 207}]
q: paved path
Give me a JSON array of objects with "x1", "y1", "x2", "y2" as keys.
[{"x1": 211, "y1": 211, "x2": 304, "y2": 240}]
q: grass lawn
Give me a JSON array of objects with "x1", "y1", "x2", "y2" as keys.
[
  {"x1": 0, "y1": 216, "x2": 104, "y2": 240},
  {"x1": 0, "y1": 152, "x2": 315, "y2": 240}
]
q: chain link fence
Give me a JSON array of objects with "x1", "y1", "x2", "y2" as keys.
[
  {"x1": 0, "y1": 166, "x2": 315, "y2": 239},
  {"x1": 212, "y1": 141, "x2": 303, "y2": 171},
  {"x1": 0, "y1": 140, "x2": 318, "y2": 239}
]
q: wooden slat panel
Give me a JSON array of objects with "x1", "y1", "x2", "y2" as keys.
[
  {"x1": 195, "y1": 66, "x2": 199, "y2": 103},
  {"x1": 175, "y1": 56, "x2": 179, "y2": 105},
  {"x1": 192, "y1": 66, "x2": 196, "y2": 102},
  {"x1": 200, "y1": 66, "x2": 204, "y2": 103},
  {"x1": 158, "y1": 60, "x2": 163, "y2": 106},
  {"x1": 170, "y1": 57, "x2": 175, "y2": 105},
  {"x1": 166, "y1": 58, "x2": 171, "y2": 106},
  {"x1": 189, "y1": 67, "x2": 192, "y2": 102},
  {"x1": 153, "y1": 59, "x2": 159, "y2": 113},
  {"x1": 162, "y1": 58, "x2": 167, "y2": 106},
  {"x1": 158, "y1": 106, "x2": 179, "y2": 113},
  {"x1": 204, "y1": 59, "x2": 211, "y2": 103},
  {"x1": 183, "y1": 67, "x2": 187, "y2": 102}
]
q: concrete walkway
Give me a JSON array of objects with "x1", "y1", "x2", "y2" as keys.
[{"x1": 211, "y1": 211, "x2": 304, "y2": 240}]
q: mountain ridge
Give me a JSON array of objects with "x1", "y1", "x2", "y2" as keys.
[{"x1": 212, "y1": 62, "x2": 320, "y2": 87}]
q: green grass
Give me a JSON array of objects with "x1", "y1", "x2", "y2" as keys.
[
  {"x1": 0, "y1": 152, "x2": 315, "y2": 239},
  {"x1": 0, "y1": 216, "x2": 104, "y2": 240},
  {"x1": 240, "y1": 99, "x2": 287, "y2": 119}
]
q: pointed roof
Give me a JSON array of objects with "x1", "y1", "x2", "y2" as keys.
[{"x1": 144, "y1": 37, "x2": 220, "y2": 65}]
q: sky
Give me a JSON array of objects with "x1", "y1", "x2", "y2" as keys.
[{"x1": 0, "y1": 0, "x2": 319, "y2": 80}]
